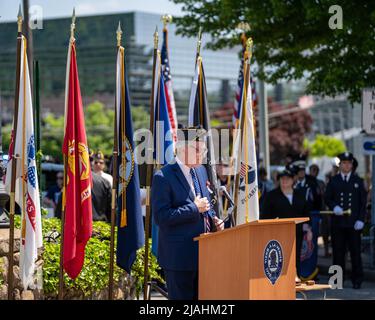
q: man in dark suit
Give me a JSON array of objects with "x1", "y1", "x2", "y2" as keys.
[
  {"x1": 151, "y1": 127, "x2": 224, "y2": 300},
  {"x1": 325, "y1": 152, "x2": 367, "y2": 289}
]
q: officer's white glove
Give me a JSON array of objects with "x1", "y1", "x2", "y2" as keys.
[
  {"x1": 333, "y1": 205, "x2": 344, "y2": 216},
  {"x1": 354, "y1": 220, "x2": 364, "y2": 231}
]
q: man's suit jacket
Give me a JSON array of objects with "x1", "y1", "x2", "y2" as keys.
[{"x1": 151, "y1": 162, "x2": 215, "y2": 271}]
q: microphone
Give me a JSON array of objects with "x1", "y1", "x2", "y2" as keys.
[
  {"x1": 206, "y1": 180, "x2": 214, "y2": 194},
  {"x1": 219, "y1": 185, "x2": 235, "y2": 207}
]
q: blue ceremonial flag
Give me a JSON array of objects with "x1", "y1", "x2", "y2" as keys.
[
  {"x1": 154, "y1": 65, "x2": 174, "y2": 166},
  {"x1": 151, "y1": 53, "x2": 174, "y2": 257},
  {"x1": 115, "y1": 46, "x2": 145, "y2": 273},
  {"x1": 300, "y1": 214, "x2": 320, "y2": 280}
]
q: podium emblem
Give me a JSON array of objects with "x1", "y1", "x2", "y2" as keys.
[{"x1": 264, "y1": 240, "x2": 284, "y2": 285}]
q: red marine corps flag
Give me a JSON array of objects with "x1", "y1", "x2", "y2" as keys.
[{"x1": 61, "y1": 11, "x2": 92, "y2": 281}]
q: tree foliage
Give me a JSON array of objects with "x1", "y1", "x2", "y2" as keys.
[
  {"x1": 304, "y1": 134, "x2": 347, "y2": 157},
  {"x1": 172, "y1": 0, "x2": 375, "y2": 102}
]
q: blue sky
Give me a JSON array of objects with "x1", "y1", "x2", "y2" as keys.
[{"x1": 0, "y1": 0, "x2": 183, "y2": 22}]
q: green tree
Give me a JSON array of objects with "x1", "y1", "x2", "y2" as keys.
[
  {"x1": 172, "y1": 0, "x2": 375, "y2": 102},
  {"x1": 304, "y1": 134, "x2": 347, "y2": 157}
]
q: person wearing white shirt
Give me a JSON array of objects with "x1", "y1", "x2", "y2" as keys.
[{"x1": 92, "y1": 151, "x2": 113, "y2": 187}]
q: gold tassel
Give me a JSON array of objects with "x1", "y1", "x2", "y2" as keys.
[{"x1": 120, "y1": 209, "x2": 127, "y2": 227}]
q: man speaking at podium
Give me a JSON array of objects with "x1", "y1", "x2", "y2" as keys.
[{"x1": 151, "y1": 126, "x2": 224, "y2": 300}]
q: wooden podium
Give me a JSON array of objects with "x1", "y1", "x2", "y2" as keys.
[{"x1": 194, "y1": 218, "x2": 309, "y2": 300}]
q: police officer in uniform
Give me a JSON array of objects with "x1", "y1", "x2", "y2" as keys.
[
  {"x1": 324, "y1": 152, "x2": 367, "y2": 289},
  {"x1": 290, "y1": 156, "x2": 322, "y2": 212}
]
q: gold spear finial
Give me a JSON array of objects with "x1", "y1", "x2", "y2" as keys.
[
  {"x1": 116, "y1": 21, "x2": 122, "y2": 47},
  {"x1": 153, "y1": 26, "x2": 159, "y2": 49},
  {"x1": 161, "y1": 14, "x2": 173, "y2": 29},
  {"x1": 246, "y1": 37, "x2": 253, "y2": 60},
  {"x1": 17, "y1": 4, "x2": 23, "y2": 33},
  {"x1": 70, "y1": 8, "x2": 76, "y2": 41},
  {"x1": 196, "y1": 27, "x2": 202, "y2": 56}
]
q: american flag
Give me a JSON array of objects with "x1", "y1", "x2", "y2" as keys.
[
  {"x1": 233, "y1": 34, "x2": 257, "y2": 126},
  {"x1": 240, "y1": 162, "x2": 250, "y2": 178},
  {"x1": 161, "y1": 27, "x2": 178, "y2": 142}
]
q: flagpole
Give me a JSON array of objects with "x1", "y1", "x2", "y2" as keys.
[
  {"x1": 108, "y1": 22, "x2": 122, "y2": 300},
  {"x1": 233, "y1": 39, "x2": 252, "y2": 224},
  {"x1": 33, "y1": 60, "x2": 41, "y2": 189},
  {"x1": 7, "y1": 5, "x2": 23, "y2": 301},
  {"x1": 223, "y1": 30, "x2": 248, "y2": 216},
  {"x1": 196, "y1": 27, "x2": 202, "y2": 63},
  {"x1": 58, "y1": 8, "x2": 76, "y2": 300},
  {"x1": 143, "y1": 27, "x2": 158, "y2": 300}
]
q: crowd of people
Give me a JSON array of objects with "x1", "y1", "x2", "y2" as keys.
[
  {"x1": 258, "y1": 152, "x2": 368, "y2": 289},
  {"x1": 38, "y1": 143, "x2": 370, "y2": 296}
]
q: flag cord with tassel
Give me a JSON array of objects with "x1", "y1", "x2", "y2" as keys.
[{"x1": 108, "y1": 22, "x2": 123, "y2": 300}]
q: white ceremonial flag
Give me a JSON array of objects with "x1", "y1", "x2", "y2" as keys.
[
  {"x1": 5, "y1": 35, "x2": 43, "y2": 290},
  {"x1": 233, "y1": 57, "x2": 259, "y2": 225}
]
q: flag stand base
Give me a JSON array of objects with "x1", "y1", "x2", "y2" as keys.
[{"x1": 146, "y1": 281, "x2": 168, "y2": 300}]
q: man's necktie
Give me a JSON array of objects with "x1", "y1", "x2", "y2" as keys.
[
  {"x1": 190, "y1": 168, "x2": 211, "y2": 233},
  {"x1": 344, "y1": 175, "x2": 347, "y2": 182}
]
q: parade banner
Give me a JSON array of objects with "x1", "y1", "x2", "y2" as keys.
[
  {"x1": 151, "y1": 51, "x2": 174, "y2": 258},
  {"x1": 188, "y1": 49, "x2": 222, "y2": 217},
  {"x1": 62, "y1": 39, "x2": 93, "y2": 279},
  {"x1": 233, "y1": 41, "x2": 259, "y2": 225},
  {"x1": 115, "y1": 45, "x2": 145, "y2": 273},
  {"x1": 300, "y1": 214, "x2": 320, "y2": 280},
  {"x1": 5, "y1": 35, "x2": 43, "y2": 289},
  {"x1": 161, "y1": 25, "x2": 178, "y2": 144}
]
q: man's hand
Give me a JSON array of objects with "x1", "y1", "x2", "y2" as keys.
[
  {"x1": 194, "y1": 195, "x2": 211, "y2": 213},
  {"x1": 333, "y1": 205, "x2": 344, "y2": 216},
  {"x1": 213, "y1": 216, "x2": 224, "y2": 231}
]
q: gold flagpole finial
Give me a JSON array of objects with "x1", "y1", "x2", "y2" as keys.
[
  {"x1": 196, "y1": 26, "x2": 202, "y2": 56},
  {"x1": 116, "y1": 21, "x2": 122, "y2": 47},
  {"x1": 70, "y1": 8, "x2": 76, "y2": 41},
  {"x1": 17, "y1": 4, "x2": 23, "y2": 33},
  {"x1": 246, "y1": 37, "x2": 253, "y2": 60},
  {"x1": 161, "y1": 14, "x2": 172, "y2": 29},
  {"x1": 153, "y1": 26, "x2": 159, "y2": 49}
]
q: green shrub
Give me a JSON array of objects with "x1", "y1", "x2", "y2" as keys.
[{"x1": 13, "y1": 215, "x2": 163, "y2": 299}]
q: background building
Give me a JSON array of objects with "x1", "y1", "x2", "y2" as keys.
[{"x1": 0, "y1": 11, "x2": 239, "y2": 123}]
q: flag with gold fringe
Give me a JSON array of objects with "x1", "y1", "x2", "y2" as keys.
[
  {"x1": 233, "y1": 42, "x2": 259, "y2": 225},
  {"x1": 115, "y1": 45, "x2": 145, "y2": 273},
  {"x1": 5, "y1": 34, "x2": 42, "y2": 289}
]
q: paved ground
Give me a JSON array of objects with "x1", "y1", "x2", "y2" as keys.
[
  {"x1": 148, "y1": 278, "x2": 375, "y2": 301},
  {"x1": 147, "y1": 238, "x2": 375, "y2": 301}
]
